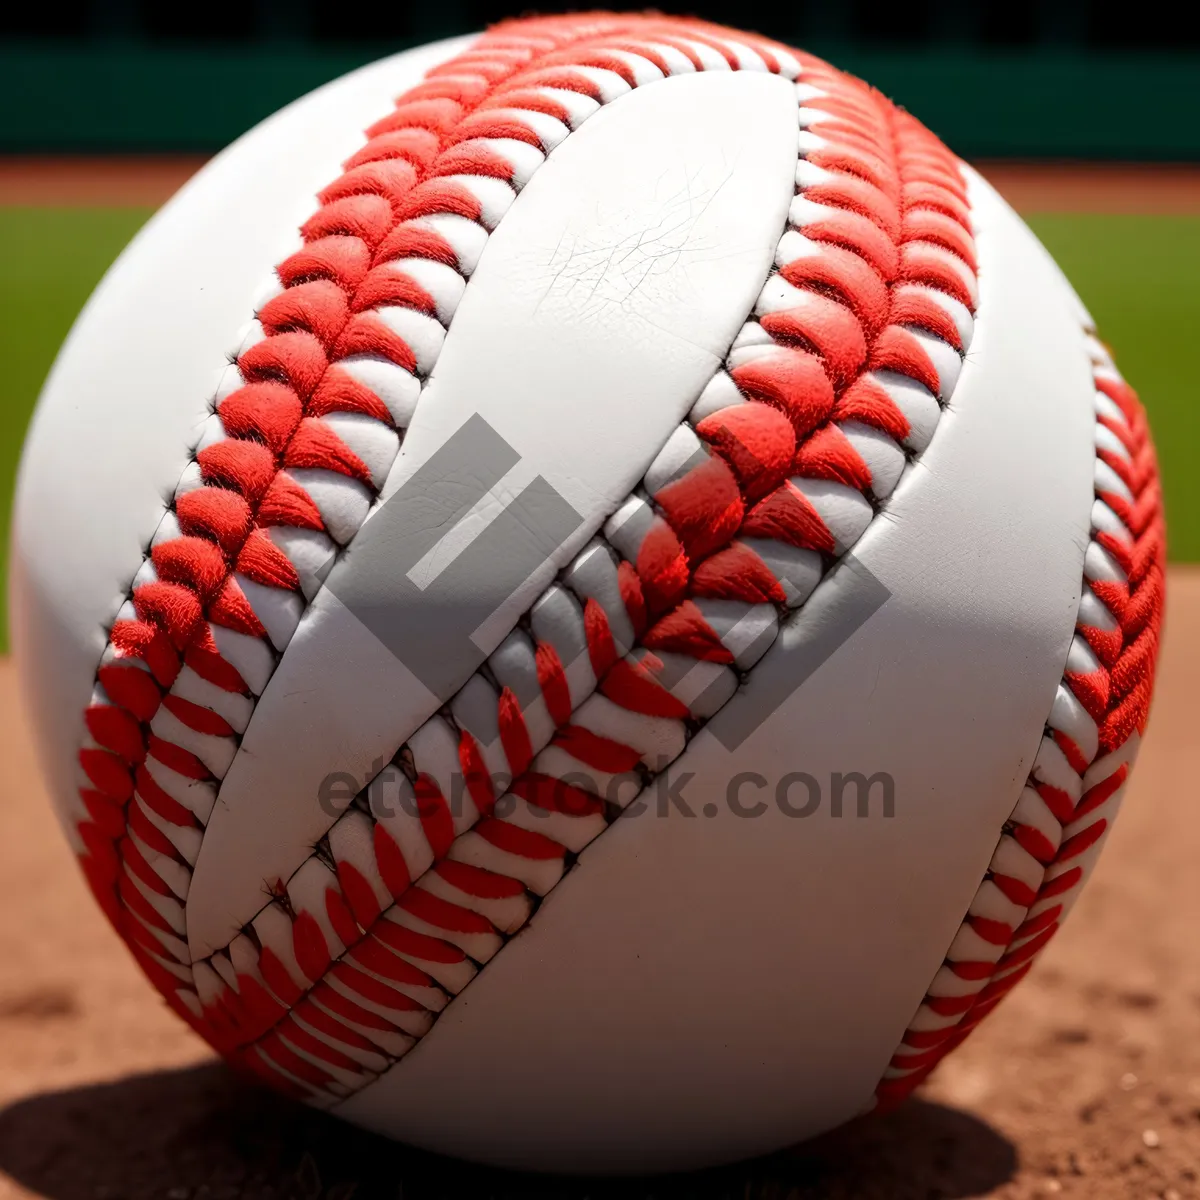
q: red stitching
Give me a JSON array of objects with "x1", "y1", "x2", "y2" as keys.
[
  {"x1": 67, "y1": 16, "x2": 1044, "y2": 1103},
  {"x1": 875, "y1": 345, "x2": 1165, "y2": 1109}
]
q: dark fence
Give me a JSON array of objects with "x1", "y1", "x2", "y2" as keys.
[{"x1": 2, "y1": 1, "x2": 1197, "y2": 157}]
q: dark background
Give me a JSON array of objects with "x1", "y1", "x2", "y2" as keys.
[
  {"x1": 2, "y1": 1, "x2": 1198, "y2": 156},
  {"x1": 5, "y1": 0, "x2": 1196, "y2": 50}
]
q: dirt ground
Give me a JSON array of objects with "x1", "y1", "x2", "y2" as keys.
[{"x1": 0, "y1": 569, "x2": 1196, "y2": 1200}]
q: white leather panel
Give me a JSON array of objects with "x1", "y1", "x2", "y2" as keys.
[
  {"x1": 9, "y1": 37, "x2": 473, "y2": 839},
  {"x1": 185, "y1": 70, "x2": 801, "y2": 958},
  {"x1": 334, "y1": 171, "x2": 1098, "y2": 1170}
]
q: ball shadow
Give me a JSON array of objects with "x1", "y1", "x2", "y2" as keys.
[{"x1": 0, "y1": 1062, "x2": 1016, "y2": 1200}]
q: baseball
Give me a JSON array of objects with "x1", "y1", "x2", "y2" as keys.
[{"x1": 9, "y1": 13, "x2": 1165, "y2": 1173}]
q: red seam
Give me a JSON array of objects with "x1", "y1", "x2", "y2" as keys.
[{"x1": 70, "y1": 15, "x2": 1012, "y2": 1109}]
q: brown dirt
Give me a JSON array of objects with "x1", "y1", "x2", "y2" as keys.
[
  {"x1": 3, "y1": 157, "x2": 1200, "y2": 214},
  {"x1": 0, "y1": 568, "x2": 1197, "y2": 1199},
  {"x1": 0, "y1": 158, "x2": 207, "y2": 207},
  {"x1": 976, "y1": 163, "x2": 1200, "y2": 215}
]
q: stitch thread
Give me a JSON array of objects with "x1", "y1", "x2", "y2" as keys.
[
  {"x1": 874, "y1": 332, "x2": 1165, "y2": 1106},
  {"x1": 64, "y1": 14, "x2": 1141, "y2": 1110}
]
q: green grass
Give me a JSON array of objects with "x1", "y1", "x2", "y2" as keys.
[
  {"x1": 0, "y1": 207, "x2": 153, "y2": 650},
  {"x1": 0, "y1": 207, "x2": 1196, "y2": 652}
]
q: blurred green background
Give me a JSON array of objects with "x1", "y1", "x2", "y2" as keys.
[{"x1": 1, "y1": 2, "x2": 1198, "y2": 650}]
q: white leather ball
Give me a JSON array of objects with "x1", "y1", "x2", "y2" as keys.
[{"x1": 10, "y1": 14, "x2": 1165, "y2": 1172}]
